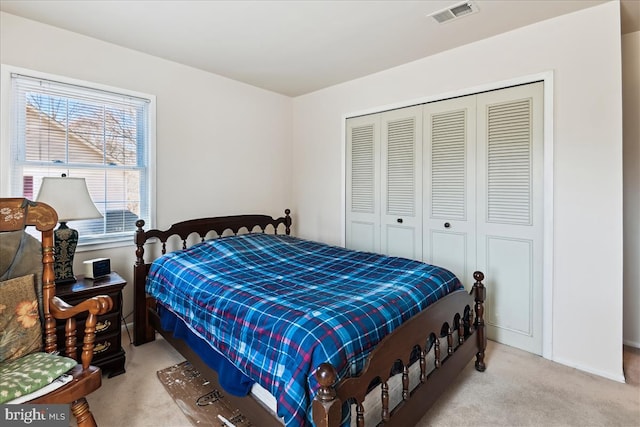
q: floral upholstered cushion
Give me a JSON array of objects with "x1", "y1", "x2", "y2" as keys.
[
  {"x1": 0, "y1": 352, "x2": 77, "y2": 404},
  {"x1": 0, "y1": 274, "x2": 43, "y2": 363}
]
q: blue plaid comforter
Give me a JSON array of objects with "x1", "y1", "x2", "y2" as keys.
[{"x1": 146, "y1": 233, "x2": 462, "y2": 426}]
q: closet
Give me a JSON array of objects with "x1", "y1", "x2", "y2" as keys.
[
  {"x1": 346, "y1": 82, "x2": 544, "y2": 355},
  {"x1": 346, "y1": 105, "x2": 423, "y2": 260}
]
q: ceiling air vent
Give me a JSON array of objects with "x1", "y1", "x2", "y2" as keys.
[{"x1": 429, "y1": 1, "x2": 479, "y2": 24}]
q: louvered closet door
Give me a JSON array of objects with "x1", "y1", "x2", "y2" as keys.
[
  {"x1": 346, "y1": 114, "x2": 381, "y2": 253},
  {"x1": 380, "y1": 106, "x2": 423, "y2": 260},
  {"x1": 476, "y1": 82, "x2": 544, "y2": 355},
  {"x1": 423, "y1": 96, "x2": 476, "y2": 289}
]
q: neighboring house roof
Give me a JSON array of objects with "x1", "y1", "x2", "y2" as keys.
[{"x1": 26, "y1": 104, "x2": 128, "y2": 166}]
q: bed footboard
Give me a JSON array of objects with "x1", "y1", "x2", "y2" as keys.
[{"x1": 313, "y1": 272, "x2": 487, "y2": 427}]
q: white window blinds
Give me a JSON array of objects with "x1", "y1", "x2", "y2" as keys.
[{"x1": 10, "y1": 72, "x2": 152, "y2": 243}]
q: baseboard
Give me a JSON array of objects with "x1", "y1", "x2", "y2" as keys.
[
  {"x1": 553, "y1": 356, "x2": 626, "y2": 383},
  {"x1": 623, "y1": 339, "x2": 640, "y2": 349}
]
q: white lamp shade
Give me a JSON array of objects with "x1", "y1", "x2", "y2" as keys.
[{"x1": 36, "y1": 177, "x2": 103, "y2": 222}]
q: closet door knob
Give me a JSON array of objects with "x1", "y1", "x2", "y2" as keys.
[
  {"x1": 444, "y1": 222, "x2": 451, "y2": 228},
  {"x1": 397, "y1": 218, "x2": 403, "y2": 224}
]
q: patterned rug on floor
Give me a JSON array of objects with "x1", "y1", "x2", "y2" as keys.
[{"x1": 157, "y1": 361, "x2": 253, "y2": 427}]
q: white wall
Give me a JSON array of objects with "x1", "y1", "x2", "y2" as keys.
[
  {"x1": 292, "y1": 1, "x2": 624, "y2": 380},
  {"x1": 0, "y1": 12, "x2": 293, "y2": 321},
  {"x1": 623, "y1": 31, "x2": 640, "y2": 348}
]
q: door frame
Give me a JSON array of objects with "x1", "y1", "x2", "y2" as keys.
[{"x1": 341, "y1": 71, "x2": 555, "y2": 359}]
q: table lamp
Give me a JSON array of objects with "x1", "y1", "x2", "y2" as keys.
[{"x1": 36, "y1": 174, "x2": 103, "y2": 284}]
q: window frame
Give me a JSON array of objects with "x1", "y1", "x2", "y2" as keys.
[{"x1": 0, "y1": 65, "x2": 156, "y2": 250}]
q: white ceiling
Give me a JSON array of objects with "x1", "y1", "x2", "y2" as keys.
[{"x1": 1, "y1": 0, "x2": 638, "y2": 97}]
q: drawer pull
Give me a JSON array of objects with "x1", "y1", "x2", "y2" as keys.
[
  {"x1": 96, "y1": 320, "x2": 111, "y2": 333},
  {"x1": 94, "y1": 341, "x2": 111, "y2": 354}
]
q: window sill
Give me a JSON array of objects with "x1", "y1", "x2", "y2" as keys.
[{"x1": 76, "y1": 235, "x2": 134, "y2": 252}]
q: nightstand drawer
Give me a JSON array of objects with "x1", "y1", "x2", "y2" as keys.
[
  {"x1": 56, "y1": 311, "x2": 120, "y2": 349},
  {"x1": 54, "y1": 293, "x2": 120, "y2": 332},
  {"x1": 54, "y1": 271, "x2": 127, "y2": 377},
  {"x1": 92, "y1": 332, "x2": 120, "y2": 358},
  {"x1": 95, "y1": 312, "x2": 120, "y2": 336}
]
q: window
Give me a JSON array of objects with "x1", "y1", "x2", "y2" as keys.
[{"x1": 6, "y1": 70, "x2": 155, "y2": 246}]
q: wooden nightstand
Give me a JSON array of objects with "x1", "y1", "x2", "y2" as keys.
[{"x1": 55, "y1": 271, "x2": 127, "y2": 377}]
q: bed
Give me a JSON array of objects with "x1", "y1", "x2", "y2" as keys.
[{"x1": 133, "y1": 209, "x2": 486, "y2": 426}]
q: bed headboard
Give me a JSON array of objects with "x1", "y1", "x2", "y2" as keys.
[{"x1": 133, "y1": 209, "x2": 292, "y2": 345}]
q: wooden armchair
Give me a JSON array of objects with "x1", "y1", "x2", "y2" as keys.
[{"x1": 0, "y1": 198, "x2": 113, "y2": 427}]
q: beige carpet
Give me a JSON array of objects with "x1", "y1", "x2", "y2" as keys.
[{"x1": 81, "y1": 334, "x2": 640, "y2": 427}]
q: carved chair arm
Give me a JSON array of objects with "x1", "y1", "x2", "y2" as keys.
[
  {"x1": 49, "y1": 295, "x2": 114, "y2": 369},
  {"x1": 50, "y1": 295, "x2": 114, "y2": 318}
]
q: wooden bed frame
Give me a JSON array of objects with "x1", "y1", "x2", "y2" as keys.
[{"x1": 133, "y1": 209, "x2": 486, "y2": 427}]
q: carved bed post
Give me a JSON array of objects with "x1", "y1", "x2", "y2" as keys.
[
  {"x1": 472, "y1": 271, "x2": 487, "y2": 372},
  {"x1": 134, "y1": 219, "x2": 154, "y2": 345},
  {"x1": 312, "y1": 363, "x2": 342, "y2": 427},
  {"x1": 284, "y1": 208, "x2": 292, "y2": 235}
]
